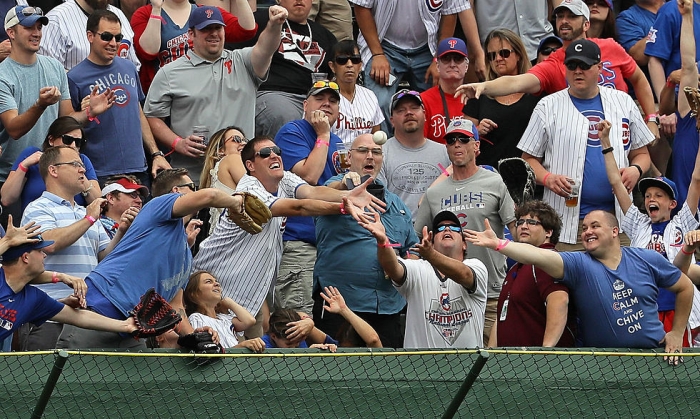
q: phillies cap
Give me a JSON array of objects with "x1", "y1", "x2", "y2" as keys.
[
  {"x1": 639, "y1": 177, "x2": 679, "y2": 201},
  {"x1": 432, "y1": 211, "x2": 462, "y2": 233},
  {"x1": 4, "y1": 6, "x2": 48, "y2": 31},
  {"x1": 564, "y1": 39, "x2": 601, "y2": 66},
  {"x1": 102, "y1": 178, "x2": 149, "y2": 197},
  {"x1": 445, "y1": 119, "x2": 479, "y2": 141},
  {"x1": 553, "y1": 0, "x2": 590, "y2": 20},
  {"x1": 437, "y1": 37, "x2": 468, "y2": 58},
  {"x1": 2, "y1": 235, "x2": 54, "y2": 262},
  {"x1": 189, "y1": 6, "x2": 226, "y2": 30}
]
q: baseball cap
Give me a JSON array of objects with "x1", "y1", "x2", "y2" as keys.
[
  {"x1": 4, "y1": 6, "x2": 48, "y2": 31},
  {"x1": 189, "y1": 6, "x2": 226, "y2": 30},
  {"x1": 2, "y1": 235, "x2": 54, "y2": 262},
  {"x1": 102, "y1": 178, "x2": 149, "y2": 197},
  {"x1": 639, "y1": 176, "x2": 679, "y2": 201},
  {"x1": 307, "y1": 80, "x2": 340, "y2": 100},
  {"x1": 444, "y1": 119, "x2": 479, "y2": 141},
  {"x1": 537, "y1": 35, "x2": 563, "y2": 54},
  {"x1": 432, "y1": 211, "x2": 462, "y2": 233},
  {"x1": 553, "y1": 0, "x2": 590, "y2": 20},
  {"x1": 390, "y1": 89, "x2": 423, "y2": 112},
  {"x1": 564, "y1": 39, "x2": 601, "y2": 66},
  {"x1": 437, "y1": 37, "x2": 468, "y2": 58}
]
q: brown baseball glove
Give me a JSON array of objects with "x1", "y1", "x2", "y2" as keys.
[
  {"x1": 227, "y1": 192, "x2": 272, "y2": 234},
  {"x1": 684, "y1": 86, "x2": 700, "y2": 124}
]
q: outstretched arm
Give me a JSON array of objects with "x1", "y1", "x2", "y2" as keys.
[
  {"x1": 52, "y1": 306, "x2": 137, "y2": 334},
  {"x1": 597, "y1": 120, "x2": 632, "y2": 213},
  {"x1": 320, "y1": 286, "x2": 382, "y2": 348},
  {"x1": 356, "y1": 211, "x2": 407, "y2": 283},
  {"x1": 250, "y1": 6, "x2": 287, "y2": 79},
  {"x1": 412, "y1": 226, "x2": 473, "y2": 290}
]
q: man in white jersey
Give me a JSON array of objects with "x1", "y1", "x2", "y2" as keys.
[
  {"x1": 39, "y1": 0, "x2": 140, "y2": 71},
  {"x1": 193, "y1": 136, "x2": 383, "y2": 339}
]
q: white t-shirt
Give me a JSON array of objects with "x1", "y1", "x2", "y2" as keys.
[
  {"x1": 332, "y1": 85, "x2": 384, "y2": 145},
  {"x1": 188, "y1": 312, "x2": 239, "y2": 348}
]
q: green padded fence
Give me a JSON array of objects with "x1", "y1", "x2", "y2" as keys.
[{"x1": 2, "y1": 348, "x2": 699, "y2": 418}]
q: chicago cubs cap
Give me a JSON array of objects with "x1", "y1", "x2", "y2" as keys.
[
  {"x1": 4, "y1": 5, "x2": 48, "y2": 31},
  {"x1": 537, "y1": 35, "x2": 563, "y2": 54},
  {"x1": 639, "y1": 177, "x2": 679, "y2": 201},
  {"x1": 2, "y1": 235, "x2": 54, "y2": 262},
  {"x1": 564, "y1": 39, "x2": 601, "y2": 66},
  {"x1": 102, "y1": 178, "x2": 149, "y2": 197},
  {"x1": 390, "y1": 89, "x2": 424, "y2": 112},
  {"x1": 432, "y1": 211, "x2": 462, "y2": 233},
  {"x1": 553, "y1": 0, "x2": 590, "y2": 21},
  {"x1": 437, "y1": 37, "x2": 468, "y2": 58},
  {"x1": 189, "y1": 6, "x2": 226, "y2": 30},
  {"x1": 445, "y1": 119, "x2": 479, "y2": 141}
]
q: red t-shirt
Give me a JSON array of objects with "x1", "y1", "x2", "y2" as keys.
[
  {"x1": 529, "y1": 38, "x2": 637, "y2": 94},
  {"x1": 420, "y1": 86, "x2": 466, "y2": 144}
]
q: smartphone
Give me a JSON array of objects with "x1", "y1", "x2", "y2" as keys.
[{"x1": 387, "y1": 73, "x2": 397, "y2": 87}]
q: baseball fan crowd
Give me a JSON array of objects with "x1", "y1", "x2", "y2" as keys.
[{"x1": 1, "y1": 0, "x2": 700, "y2": 361}]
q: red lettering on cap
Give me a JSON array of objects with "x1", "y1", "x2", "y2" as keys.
[
  {"x1": 448, "y1": 39, "x2": 457, "y2": 48},
  {"x1": 205, "y1": 9, "x2": 213, "y2": 18}
]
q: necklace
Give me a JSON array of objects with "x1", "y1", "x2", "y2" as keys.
[{"x1": 284, "y1": 20, "x2": 312, "y2": 53}]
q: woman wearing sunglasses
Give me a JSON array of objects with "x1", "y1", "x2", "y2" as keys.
[
  {"x1": 1, "y1": 116, "x2": 101, "y2": 212},
  {"x1": 327, "y1": 40, "x2": 384, "y2": 145},
  {"x1": 584, "y1": 0, "x2": 618, "y2": 40},
  {"x1": 463, "y1": 29, "x2": 540, "y2": 169}
]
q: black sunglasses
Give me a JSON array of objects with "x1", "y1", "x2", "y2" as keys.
[
  {"x1": 96, "y1": 31, "x2": 124, "y2": 42},
  {"x1": 256, "y1": 146, "x2": 282, "y2": 158},
  {"x1": 60, "y1": 134, "x2": 84, "y2": 148},
  {"x1": 487, "y1": 49, "x2": 513, "y2": 61},
  {"x1": 515, "y1": 218, "x2": 543, "y2": 227},
  {"x1": 540, "y1": 46, "x2": 560, "y2": 56},
  {"x1": 334, "y1": 55, "x2": 361, "y2": 65},
  {"x1": 436, "y1": 225, "x2": 462, "y2": 233},
  {"x1": 439, "y1": 54, "x2": 466, "y2": 64},
  {"x1": 565, "y1": 61, "x2": 594, "y2": 71},
  {"x1": 444, "y1": 136, "x2": 472, "y2": 145},
  {"x1": 224, "y1": 135, "x2": 247, "y2": 145},
  {"x1": 176, "y1": 182, "x2": 197, "y2": 191}
]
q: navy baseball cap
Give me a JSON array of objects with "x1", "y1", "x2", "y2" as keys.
[
  {"x1": 2, "y1": 235, "x2": 54, "y2": 262},
  {"x1": 639, "y1": 176, "x2": 679, "y2": 201},
  {"x1": 390, "y1": 89, "x2": 423, "y2": 112},
  {"x1": 189, "y1": 6, "x2": 226, "y2": 30},
  {"x1": 432, "y1": 211, "x2": 462, "y2": 233},
  {"x1": 307, "y1": 80, "x2": 341, "y2": 100},
  {"x1": 437, "y1": 37, "x2": 468, "y2": 58},
  {"x1": 4, "y1": 6, "x2": 48, "y2": 31},
  {"x1": 564, "y1": 39, "x2": 601, "y2": 66},
  {"x1": 537, "y1": 35, "x2": 563, "y2": 54}
]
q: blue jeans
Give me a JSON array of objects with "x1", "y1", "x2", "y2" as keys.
[{"x1": 363, "y1": 41, "x2": 433, "y2": 133}]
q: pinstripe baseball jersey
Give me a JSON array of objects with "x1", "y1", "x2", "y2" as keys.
[
  {"x1": 332, "y1": 84, "x2": 384, "y2": 145},
  {"x1": 39, "y1": 0, "x2": 140, "y2": 71},
  {"x1": 351, "y1": 0, "x2": 471, "y2": 65},
  {"x1": 192, "y1": 172, "x2": 306, "y2": 316},
  {"x1": 517, "y1": 87, "x2": 655, "y2": 244}
]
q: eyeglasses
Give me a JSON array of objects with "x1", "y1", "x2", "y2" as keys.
[
  {"x1": 487, "y1": 49, "x2": 513, "y2": 61},
  {"x1": 255, "y1": 146, "x2": 282, "y2": 159},
  {"x1": 224, "y1": 135, "x2": 247, "y2": 145},
  {"x1": 60, "y1": 134, "x2": 84, "y2": 148},
  {"x1": 515, "y1": 218, "x2": 543, "y2": 227},
  {"x1": 444, "y1": 136, "x2": 473, "y2": 145},
  {"x1": 95, "y1": 31, "x2": 124, "y2": 42},
  {"x1": 175, "y1": 182, "x2": 197, "y2": 191},
  {"x1": 311, "y1": 80, "x2": 339, "y2": 90},
  {"x1": 439, "y1": 54, "x2": 466, "y2": 64},
  {"x1": 350, "y1": 147, "x2": 383, "y2": 156},
  {"x1": 539, "y1": 46, "x2": 560, "y2": 56},
  {"x1": 52, "y1": 161, "x2": 85, "y2": 169},
  {"x1": 436, "y1": 225, "x2": 462, "y2": 233},
  {"x1": 565, "y1": 61, "x2": 594, "y2": 71},
  {"x1": 334, "y1": 55, "x2": 361, "y2": 65}
]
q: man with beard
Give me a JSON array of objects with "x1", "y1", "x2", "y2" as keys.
[
  {"x1": 68, "y1": 10, "x2": 169, "y2": 187},
  {"x1": 40, "y1": 0, "x2": 140, "y2": 70}
]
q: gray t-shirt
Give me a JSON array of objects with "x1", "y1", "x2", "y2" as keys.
[
  {"x1": 377, "y1": 137, "x2": 450, "y2": 221},
  {"x1": 0, "y1": 55, "x2": 70, "y2": 181},
  {"x1": 414, "y1": 169, "x2": 516, "y2": 299}
]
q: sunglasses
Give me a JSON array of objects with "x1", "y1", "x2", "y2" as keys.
[
  {"x1": 439, "y1": 54, "x2": 466, "y2": 64},
  {"x1": 224, "y1": 135, "x2": 247, "y2": 145},
  {"x1": 96, "y1": 31, "x2": 124, "y2": 42},
  {"x1": 256, "y1": 146, "x2": 282, "y2": 159},
  {"x1": 19, "y1": 6, "x2": 43, "y2": 17},
  {"x1": 60, "y1": 134, "x2": 84, "y2": 148},
  {"x1": 53, "y1": 161, "x2": 85, "y2": 169},
  {"x1": 585, "y1": 0, "x2": 609, "y2": 7},
  {"x1": 351, "y1": 147, "x2": 383, "y2": 156},
  {"x1": 334, "y1": 55, "x2": 361, "y2": 65},
  {"x1": 565, "y1": 61, "x2": 594, "y2": 71},
  {"x1": 312, "y1": 80, "x2": 339, "y2": 90},
  {"x1": 444, "y1": 136, "x2": 473, "y2": 145},
  {"x1": 515, "y1": 218, "x2": 543, "y2": 227},
  {"x1": 175, "y1": 182, "x2": 197, "y2": 191},
  {"x1": 436, "y1": 225, "x2": 462, "y2": 233},
  {"x1": 392, "y1": 89, "x2": 421, "y2": 102},
  {"x1": 487, "y1": 49, "x2": 513, "y2": 61},
  {"x1": 540, "y1": 46, "x2": 560, "y2": 56}
]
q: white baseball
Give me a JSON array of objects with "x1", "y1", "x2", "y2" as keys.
[{"x1": 373, "y1": 131, "x2": 388, "y2": 145}]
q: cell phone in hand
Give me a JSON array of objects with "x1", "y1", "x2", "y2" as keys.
[{"x1": 387, "y1": 73, "x2": 397, "y2": 87}]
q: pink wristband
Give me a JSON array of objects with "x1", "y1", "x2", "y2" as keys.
[
  {"x1": 51, "y1": 271, "x2": 60, "y2": 284},
  {"x1": 339, "y1": 202, "x2": 347, "y2": 214},
  {"x1": 18, "y1": 163, "x2": 28, "y2": 173},
  {"x1": 86, "y1": 107, "x2": 100, "y2": 124},
  {"x1": 149, "y1": 14, "x2": 166, "y2": 23},
  {"x1": 316, "y1": 139, "x2": 330, "y2": 148},
  {"x1": 378, "y1": 242, "x2": 401, "y2": 248},
  {"x1": 495, "y1": 239, "x2": 510, "y2": 251},
  {"x1": 681, "y1": 246, "x2": 694, "y2": 256},
  {"x1": 543, "y1": 172, "x2": 551, "y2": 186},
  {"x1": 84, "y1": 215, "x2": 96, "y2": 225}
]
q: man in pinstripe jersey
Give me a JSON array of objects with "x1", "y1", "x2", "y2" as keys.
[{"x1": 517, "y1": 39, "x2": 654, "y2": 251}]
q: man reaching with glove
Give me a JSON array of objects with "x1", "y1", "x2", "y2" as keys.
[{"x1": 194, "y1": 136, "x2": 386, "y2": 339}]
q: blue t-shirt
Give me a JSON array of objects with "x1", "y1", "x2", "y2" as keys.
[
  {"x1": 275, "y1": 119, "x2": 343, "y2": 243},
  {"x1": 11, "y1": 146, "x2": 97, "y2": 212},
  {"x1": 86, "y1": 193, "x2": 192, "y2": 318},
  {"x1": 644, "y1": 1, "x2": 700, "y2": 77},
  {"x1": 0, "y1": 269, "x2": 64, "y2": 341},
  {"x1": 570, "y1": 94, "x2": 615, "y2": 217},
  {"x1": 67, "y1": 58, "x2": 147, "y2": 177},
  {"x1": 616, "y1": 5, "x2": 657, "y2": 51},
  {"x1": 261, "y1": 332, "x2": 338, "y2": 349},
  {"x1": 560, "y1": 247, "x2": 680, "y2": 348},
  {"x1": 671, "y1": 112, "x2": 699, "y2": 208}
]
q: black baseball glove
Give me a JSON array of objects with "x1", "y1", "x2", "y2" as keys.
[
  {"x1": 129, "y1": 288, "x2": 182, "y2": 338},
  {"x1": 497, "y1": 157, "x2": 536, "y2": 207}
]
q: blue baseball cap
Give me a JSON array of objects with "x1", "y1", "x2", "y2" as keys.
[
  {"x1": 639, "y1": 176, "x2": 679, "y2": 201},
  {"x1": 189, "y1": 6, "x2": 226, "y2": 30},
  {"x1": 4, "y1": 6, "x2": 48, "y2": 31},
  {"x1": 2, "y1": 235, "x2": 54, "y2": 262},
  {"x1": 445, "y1": 119, "x2": 479, "y2": 141},
  {"x1": 537, "y1": 35, "x2": 563, "y2": 54},
  {"x1": 437, "y1": 37, "x2": 468, "y2": 58}
]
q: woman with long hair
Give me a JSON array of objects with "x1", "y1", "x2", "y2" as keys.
[{"x1": 584, "y1": 0, "x2": 619, "y2": 40}]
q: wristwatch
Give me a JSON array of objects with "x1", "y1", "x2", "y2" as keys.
[
  {"x1": 151, "y1": 150, "x2": 165, "y2": 158},
  {"x1": 645, "y1": 113, "x2": 660, "y2": 125}
]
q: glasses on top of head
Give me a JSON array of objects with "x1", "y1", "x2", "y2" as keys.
[
  {"x1": 60, "y1": 134, "x2": 84, "y2": 148},
  {"x1": 515, "y1": 218, "x2": 543, "y2": 227},
  {"x1": 444, "y1": 136, "x2": 473, "y2": 145},
  {"x1": 334, "y1": 55, "x2": 362, "y2": 65},
  {"x1": 436, "y1": 224, "x2": 462, "y2": 233},
  {"x1": 540, "y1": 46, "x2": 560, "y2": 56},
  {"x1": 256, "y1": 146, "x2": 282, "y2": 159},
  {"x1": 565, "y1": 61, "x2": 594, "y2": 71},
  {"x1": 96, "y1": 31, "x2": 124, "y2": 42},
  {"x1": 393, "y1": 89, "x2": 420, "y2": 101},
  {"x1": 350, "y1": 147, "x2": 383, "y2": 156},
  {"x1": 224, "y1": 135, "x2": 247, "y2": 145},
  {"x1": 52, "y1": 161, "x2": 85, "y2": 169},
  {"x1": 312, "y1": 80, "x2": 339, "y2": 90},
  {"x1": 584, "y1": 0, "x2": 609, "y2": 8},
  {"x1": 487, "y1": 49, "x2": 513, "y2": 61},
  {"x1": 20, "y1": 6, "x2": 43, "y2": 17},
  {"x1": 176, "y1": 182, "x2": 197, "y2": 191},
  {"x1": 439, "y1": 54, "x2": 466, "y2": 64}
]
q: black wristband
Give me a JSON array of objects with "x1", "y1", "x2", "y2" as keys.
[
  {"x1": 372, "y1": 53, "x2": 384, "y2": 57},
  {"x1": 601, "y1": 147, "x2": 614, "y2": 154},
  {"x1": 631, "y1": 164, "x2": 643, "y2": 178},
  {"x1": 151, "y1": 150, "x2": 165, "y2": 158}
]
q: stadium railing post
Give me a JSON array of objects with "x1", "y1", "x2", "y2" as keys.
[
  {"x1": 30, "y1": 350, "x2": 69, "y2": 419},
  {"x1": 441, "y1": 349, "x2": 490, "y2": 419}
]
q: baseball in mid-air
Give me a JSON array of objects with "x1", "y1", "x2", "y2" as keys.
[{"x1": 373, "y1": 130, "x2": 388, "y2": 145}]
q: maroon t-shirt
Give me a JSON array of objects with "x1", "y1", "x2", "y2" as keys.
[{"x1": 496, "y1": 243, "x2": 576, "y2": 347}]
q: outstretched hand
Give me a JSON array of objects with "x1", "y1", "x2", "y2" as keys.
[
  {"x1": 463, "y1": 219, "x2": 500, "y2": 250},
  {"x1": 455, "y1": 83, "x2": 484, "y2": 104},
  {"x1": 4, "y1": 215, "x2": 42, "y2": 247},
  {"x1": 345, "y1": 176, "x2": 386, "y2": 215},
  {"x1": 355, "y1": 210, "x2": 388, "y2": 244},
  {"x1": 410, "y1": 226, "x2": 436, "y2": 259},
  {"x1": 320, "y1": 286, "x2": 348, "y2": 314}
]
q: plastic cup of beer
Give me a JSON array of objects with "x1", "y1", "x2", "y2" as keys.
[
  {"x1": 193, "y1": 125, "x2": 210, "y2": 146},
  {"x1": 337, "y1": 143, "x2": 351, "y2": 172},
  {"x1": 565, "y1": 179, "x2": 580, "y2": 207},
  {"x1": 312, "y1": 72, "x2": 328, "y2": 83}
]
